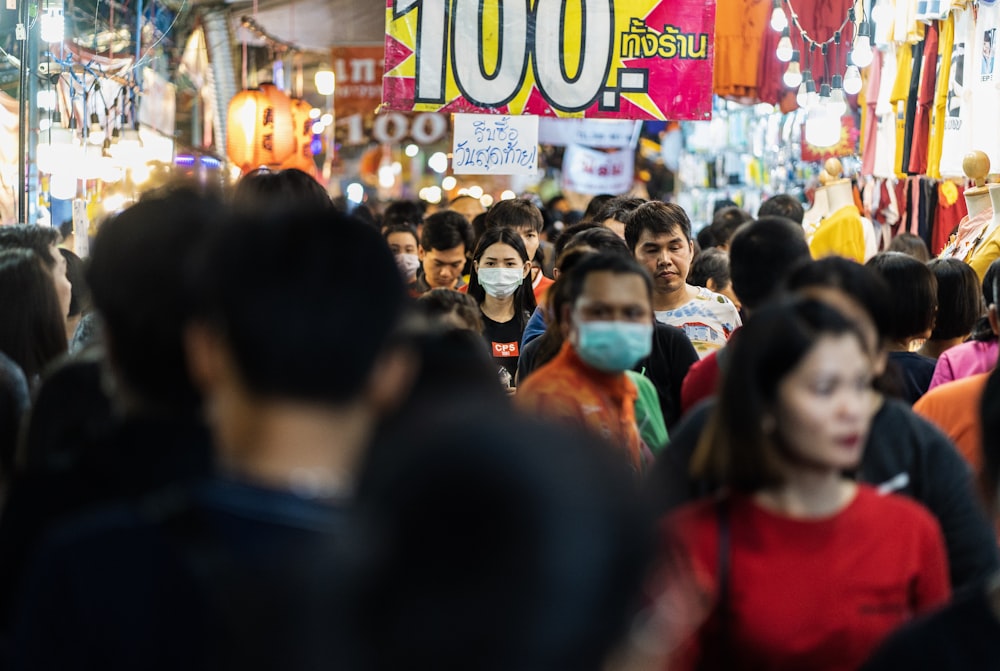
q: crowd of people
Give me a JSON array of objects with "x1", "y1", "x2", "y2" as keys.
[{"x1": 0, "y1": 166, "x2": 998, "y2": 669}]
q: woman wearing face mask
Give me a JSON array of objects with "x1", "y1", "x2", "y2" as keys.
[
  {"x1": 383, "y1": 223, "x2": 421, "y2": 285},
  {"x1": 661, "y1": 298, "x2": 949, "y2": 671},
  {"x1": 468, "y1": 227, "x2": 537, "y2": 390}
]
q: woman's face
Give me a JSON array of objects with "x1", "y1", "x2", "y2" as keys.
[
  {"x1": 772, "y1": 333, "x2": 876, "y2": 473},
  {"x1": 474, "y1": 242, "x2": 529, "y2": 275},
  {"x1": 386, "y1": 231, "x2": 418, "y2": 256}
]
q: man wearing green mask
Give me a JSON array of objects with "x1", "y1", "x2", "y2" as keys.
[{"x1": 517, "y1": 253, "x2": 656, "y2": 474}]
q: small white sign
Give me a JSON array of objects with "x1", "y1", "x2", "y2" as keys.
[
  {"x1": 452, "y1": 114, "x2": 538, "y2": 175},
  {"x1": 538, "y1": 118, "x2": 641, "y2": 148},
  {"x1": 561, "y1": 144, "x2": 634, "y2": 195},
  {"x1": 72, "y1": 199, "x2": 90, "y2": 258}
]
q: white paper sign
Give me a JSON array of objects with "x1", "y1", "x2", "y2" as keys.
[
  {"x1": 561, "y1": 144, "x2": 634, "y2": 195},
  {"x1": 452, "y1": 114, "x2": 538, "y2": 175},
  {"x1": 72, "y1": 199, "x2": 90, "y2": 258},
  {"x1": 538, "y1": 118, "x2": 641, "y2": 148}
]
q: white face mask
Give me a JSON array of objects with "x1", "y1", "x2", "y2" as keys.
[
  {"x1": 395, "y1": 253, "x2": 421, "y2": 279},
  {"x1": 477, "y1": 267, "x2": 524, "y2": 299}
]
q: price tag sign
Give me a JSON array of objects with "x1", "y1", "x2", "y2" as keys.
[
  {"x1": 452, "y1": 113, "x2": 538, "y2": 175},
  {"x1": 72, "y1": 199, "x2": 90, "y2": 258},
  {"x1": 383, "y1": 0, "x2": 715, "y2": 120}
]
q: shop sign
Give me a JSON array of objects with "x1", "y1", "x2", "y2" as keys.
[
  {"x1": 452, "y1": 113, "x2": 538, "y2": 175},
  {"x1": 538, "y1": 118, "x2": 641, "y2": 148},
  {"x1": 382, "y1": 0, "x2": 716, "y2": 120},
  {"x1": 561, "y1": 143, "x2": 634, "y2": 195},
  {"x1": 341, "y1": 110, "x2": 450, "y2": 146}
]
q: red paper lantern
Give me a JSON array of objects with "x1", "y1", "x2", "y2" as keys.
[
  {"x1": 279, "y1": 98, "x2": 317, "y2": 175},
  {"x1": 226, "y1": 86, "x2": 296, "y2": 174}
]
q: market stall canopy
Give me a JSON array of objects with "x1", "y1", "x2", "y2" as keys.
[{"x1": 227, "y1": 0, "x2": 384, "y2": 51}]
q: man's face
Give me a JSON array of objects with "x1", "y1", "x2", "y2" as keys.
[
  {"x1": 516, "y1": 226, "x2": 540, "y2": 264},
  {"x1": 449, "y1": 198, "x2": 484, "y2": 223},
  {"x1": 633, "y1": 227, "x2": 693, "y2": 298},
  {"x1": 419, "y1": 244, "x2": 467, "y2": 289},
  {"x1": 569, "y1": 270, "x2": 653, "y2": 333},
  {"x1": 49, "y1": 243, "x2": 72, "y2": 320}
]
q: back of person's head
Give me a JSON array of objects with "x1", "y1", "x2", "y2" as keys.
[
  {"x1": 565, "y1": 252, "x2": 653, "y2": 308},
  {"x1": 553, "y1": 221, "x2": 601, "y2": 259},
  {"x1": 595, "y1": 196, "x2": 646, "y2": 226},
  {"x1": 688, "y1": 247, "x2": 732, "y2": 291},
  {"x1": 416, "y1": 288, "x2": 484, "y2": 333},
  {"x1": 0, "y1": 249, "x2": 67, "y2": 380},
  {"x1": 696, "y1": 225, "x2": 717, "y2": 251},
  {"x1": 981, "y1": 367, "x2": 1000, "y2": 513},
  {"x1": 624, "y1": 201, "x2": 693, "y2": 252},
  {"x1": 886, "y1": 232, "x2": 931, "y2": 262},
  {"x1": 484, "y1": 198, "x2": 544, "y2": 233},
  {"x1": 0, "y1": 224, "x2": 60, "y2": 268},
  {"x1": 973, "y1": 258, "x2": 1000, "y2": 342},
  {"x1": 865, "y1": 252, "x2": 938, "y2": 342},
  {"x1": 757, "y1": 194, "x2": 805, "y2": 225},
  {"x1": 581, "y1": 194, "x2": 616, "y2": 222},
  {"x1": 58, "y1": 248, "x2": 90, "y2": 318},
  {"x1": 926, "y1": 258, "x2": 982, "y2": 340},
  {"x1": 693, "y1": 298, "x2": 869, "y2": 491},
  {"x1": 420, "y1": 210, "x2": 474, "y2": 253},
  {"x1": 352, "y1": 409, "x2": 651, "y2": 671},
  {"x1": 0, "y1": 351, "x2": 29, "y2": 477},
  {"x1": 728, "y1": 216, "x2": 810, "y2": 312},
  {"x1": 563, "y1": 227, "x2": 632, "y2": 258},
  {"x1": 709, "y1": 206, "x2": 752, "y2": 248},
  {"x1": 232, "y1": 168, "x2": 331, "y2": 214},
  {"x1": 87, "y1": 188, "x2": 226, "y2": 413},
  {"x1": 713, "y1": 198, "x2": 738, "y2": 214},
  {"x1": 383, "y1": 199, "x2": 426, "y2": 229},
  {"x1": 194, "y1": 205, "x2": 406, "y2": 404}
]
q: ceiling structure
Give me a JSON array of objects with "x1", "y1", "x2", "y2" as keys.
[{"x1": 227, "y1": 0, "x2": 385, "y2": 53}]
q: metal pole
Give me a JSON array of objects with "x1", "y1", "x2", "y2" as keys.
[{"x1": 16, "y1": 0, "x2": 30, "y2": 222}]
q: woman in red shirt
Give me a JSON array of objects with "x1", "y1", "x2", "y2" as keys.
[{"x1": 664, "y1": 298, "x2": 950, "y2": 671}]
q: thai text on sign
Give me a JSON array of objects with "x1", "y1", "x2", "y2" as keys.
[
  {"x1": 382, "y1": 0, "x2": 716, "y2": 120},
  {"x1": 452, "y1": 113, "x2": 538, "y2": 175}
]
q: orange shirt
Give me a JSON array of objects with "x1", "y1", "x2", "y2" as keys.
[
  {"x1": 516, "y1": 341, "x2": 645, "y2": 472},
  {"x1": 532, "y1": 273, "x2": 554, "y2": 306},
  {"x1": 913, "y1": 372, "x2": 990, "y2": 472}
]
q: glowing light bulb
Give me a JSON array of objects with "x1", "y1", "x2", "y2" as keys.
[
  {"x1": 851, "y1": 22, "x2": 873, "y2": 68},
  {"x1": 843, "y1": 65, "x2": 863, "y2": 95},
  {"x1": 783, "y1": 51, "x2": 802, "y2": 88},
  {"x1": 776, "y1": 29, "x2": 794, "y2": 62},
  {"x1": 829, "y1": 88, "x2": 848, "y2": 117},
  {"x1": 796, "y1": 74, "x2": 815, "y2": 109},
  {"x1": 770, "y1": 0, "x2": 787, "y2": 31},
  {"x1": 39, "y1": 8, "x2": 64, "y2": 44}
]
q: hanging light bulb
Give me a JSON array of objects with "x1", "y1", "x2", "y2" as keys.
[
  {"x1": 776, "y1": 28, "x2": 794, "y2": 62},
  {"x1": 829, "y1": 75, "x2": 848, "y2": 116},
  {"x1": 783, "y1": 51, "x2": 802, "y2": 88},
  {"x1": 39, "y1": 7, "x2": 64, "y2": 44},
  {"x1": 805, "y1": 83, "x2": 841, "y2": 148},
  {"x1": 796, "y1": 71, "x2": 815, "y2": 108},
  {"x1": 850, "y1": 22, "x2": 873, "y2": 68},
  {"x1": 770, "y1": 0, "x2": 788, "y2": 31},
  {"x1": 843, "y1": 64, "x2": 863, "y2": 95}
]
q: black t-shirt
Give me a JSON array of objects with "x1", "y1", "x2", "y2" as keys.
[
  {"x1": 888, "y1": 351, "x2": 936, "y2": 404},
  {"x1": 861, "y1": 586, "x2": 1000, "y2": 669},
  {"x1": 480, "y1": 314, "x2": 525, "y2": 386}
]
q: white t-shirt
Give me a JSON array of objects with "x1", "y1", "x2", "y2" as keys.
[
  {"x1": 655, "y1": 286, "x2": 742, "y2": 359},
  {"x1": 939, "y1": 7, "x2": 973, "y2": 178},
  {"x1": 970, "y1": 2, "x2": 1000, "y2": 171},
  {"x1": 874, "y1": 43, "x2": 899, "y2": 179}
]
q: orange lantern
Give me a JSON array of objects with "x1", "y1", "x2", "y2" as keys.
[
  {"x1": 279, "y1": 98, "x2": 316, "y2": 175},
  {"x1": 226, "y1": 85, "x2": 296, "y2": 174}
]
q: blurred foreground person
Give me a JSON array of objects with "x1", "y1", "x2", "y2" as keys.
[
  {"x1": 0, "y1": 250, "x2": 67, "y2": 385},
  {"x1": 665, "y1": 299, "x2": 949, "y2": 671},
  {"x1": 349, "y1": 410, "x2": 653, "y2": 671},
  {"x1": 14, "y1": 204, "x2": 412, "y2": 670},
  {"x1": 861, "y1": 367, "x2": 1000, "y2": 669}
]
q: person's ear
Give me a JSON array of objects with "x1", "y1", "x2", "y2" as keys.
[
  {"x1": 363, "y1": 345, "x2": 418, "y2": 416},
  {"x1": 553, "y1": 267, "x2": 561, "y2": 280},
  {"x1": 706, "y1": 278, "x2": 718, "y2": 292},
  {"x1": 184, "y1": 322, "x2": 228, "y2": 395},
  {"x1": 522, "y1": 261, "x2": 531, "y2": 279},
  {"x1": 418, "y1": 245, "x2": 426, "y2": 261}
]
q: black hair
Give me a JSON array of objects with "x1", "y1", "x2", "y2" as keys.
[
  {"x1": 709, "y1": 206, "x2": 752, "y2": 248},
  {"x1": 87, "y1": 188, "x2": 226, "y2": 413},
  {"x1": 581, "y1": 194, "x2": 616, "y2": 222},
  {"x1": 383, "y1": 199, "x2": 426, "y2": 229},
  {"x1": 553, "y1": 221, "x2": 602, "y2": 259},
  {"x1": 0, "y1": 224, "x2": 61, "y2": 269},
  {"x1": 757, "y1": 194, "x2": 805, "y2": 225},
  {"x1": 0, "y1": 249, "x2": 67, "y2": 380},
  {"x1": 696, "y1": 226, "x2": 717, "y2": 251},
  {"x1": 58, "y1": 248, "x2": 90, "y2": 317},
  {"x1": 688, "y1": 247, "x2": 732, "y2": 291},
  {"x1": 926, "y1": 258, "x2": 983, "y2": 340},
  {"x1": 972, "y1": 258, "x2": 1000, "y2": 342},
  {"x1": 194, "y1": 204, "x2": 406, "y2": 405},
  {"x1": 565, "y1": 252, "x2": 653, "y2": 309},
  {"x1": 728, "y1": 216, "x2": 811, "y2": 312},
  {"x1": 594, "y1": 196, "x2": 646, "y2": 227},
  {"x1": 467, "y1": 227, "x2": 537, "y2": 331},
  {"x1": 562, "y1": 227, "x2": 632, "y2": 258},
  {"x1": 624, "y1": 201, "x2": 693, "y2": 252},
  {"x1": 232, "y1": 168, "x2": 332, "y2": 213},
  {"x1": 865, "y1": 252, "x2": 938, "y2": 342},
  {"x1": 484, "y1": 198, "x2": 544, "y2": 233},
  {"x1": 0, "y1": 352, "x2": 29, "y2": 477},
  {"x1": 416, "y1": 288, "x2": 484, "y2": 333},
  {"x1": 887, "y1": 232, "x2": 931, "y2": 263},
  {"x1": 420, "y1": 210, "x2": 474, "y2": 253},
  {"x1": 383, "y1": 223, "x2": 419, "y2": 250},
  {"x1": 531, "y1": 248, "x2": 602, "y2": 371}
]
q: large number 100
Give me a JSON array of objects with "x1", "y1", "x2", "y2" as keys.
[{"x1": 393, "y1": 0, "x2": 614, "y2": 112}]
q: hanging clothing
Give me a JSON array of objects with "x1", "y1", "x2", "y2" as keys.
[
  {"x1": 939, "y1": 7, "x2": 973, "y2": 178},
  {"x1": 809, "y1": 204, "x2": 867, "y2": 263},
  {"x1": 713, "y1": 0, "x2": 771, "y2": 101},
  {"x1": 969, "y1": 2, "x2": 1000, "y2": 170},
  {"x1": 927, "y1": 14, "x2": 954, "y2": 178},
  {"x1": 862, "y1": 49, "x2": 884, "y2": 176},
  {"x1": 874, "y1": 43, "x2": 900, "y2": 179},
  {"x1": 908, "y1": 22, "x2": 938, "y2": 175},
  {"x1": 931, "y1": 181, "x2": 968, "y2": 256}
]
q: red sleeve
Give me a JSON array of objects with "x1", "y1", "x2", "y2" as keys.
[{"x1": 680, "y1": 353, "x2": 720, "y2": 415}]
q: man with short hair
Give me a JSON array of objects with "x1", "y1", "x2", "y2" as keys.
[
  {"x1": 758, "y1": 194, "x2": 806, "y2": 225},
  {"x1": 484, "y1": 198, "x2": 552, "y2": 302},
  {"x1": 517, "y1": 253, "x2": 656, "y2": 473},
  {"x1": 447, "y1": 194, "x2": 485, "y2": 223},
  {"x1": 413, "y1": 210, "x2": 474, "y2": 294},
  {"x1": 0, "y1": 224, "x2": 72, "y2": 325},
  {"x1": 624, "y1": 201, "x2": 741, "y2": 359},
  {"x1": 595, "y1": 196, "x2": 645, "y2": 240}
]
